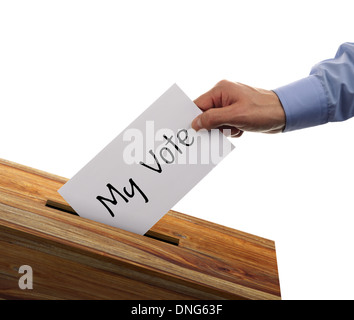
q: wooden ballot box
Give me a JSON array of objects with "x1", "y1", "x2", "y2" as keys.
[{"x1": 0, "y1": 159, "x2": 281, "y2": 300}]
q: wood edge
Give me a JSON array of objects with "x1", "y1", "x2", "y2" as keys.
[
  {"x1": 0, "y1": 158, "x2": 68, "y2": 184},
  {"x1": 167, "y1": 209, "x2": 276, "y2": 249}
]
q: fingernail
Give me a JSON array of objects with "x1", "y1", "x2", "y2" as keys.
[
  {"x1": 192, "y1": 117, "x2": 202, "y2": 131},
  {"x1": 231, "y1": 130, "x2": 242, "y2": 137}
]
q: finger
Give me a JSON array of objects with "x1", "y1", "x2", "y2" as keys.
[
  {"x1": 191, "y1": 106, "x2": 234, "y2": 131},
  {"x1": 193, "y1": 86, "x2": 222, "y2": 111},
  {"x1": 191, "y1": 115, "x2": 202, "y2": 131},
  {"x1": 231, "y1": 129, "x2": 243, "y2": 138},
  {"x1": 218, "y1": 125, "x2": 243, "y2": 137}
]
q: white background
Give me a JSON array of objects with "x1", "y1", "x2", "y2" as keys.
[{"x1": 1, "y1": 0, "x2": 353, "y2": 299}]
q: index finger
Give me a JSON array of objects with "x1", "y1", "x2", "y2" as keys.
[{"x1": 193, "y1": 86, "x2": 222, "y2": 111}]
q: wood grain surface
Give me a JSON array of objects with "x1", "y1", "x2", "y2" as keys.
[{"x1": 0, "y1": 158, "x2": 281, "y2": 300}]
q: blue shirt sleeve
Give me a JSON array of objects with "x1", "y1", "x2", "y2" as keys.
[{"x1": 273, "y1": 42, "x2": 354, "y2": 132}]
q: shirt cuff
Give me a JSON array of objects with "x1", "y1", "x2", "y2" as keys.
[{"x1": 273, "y1": 75, "x2": 328, "y2": 132}]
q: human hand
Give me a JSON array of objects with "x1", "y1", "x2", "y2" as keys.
[{"x1": 191, "y1": 80, "x2": 286, "y2": 137}]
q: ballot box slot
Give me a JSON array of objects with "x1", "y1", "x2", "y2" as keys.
[
  {"x1": 46, "y1": 199, "x2": 79, "y2": 215},
  {"x1": 45, "y1": 199, "x2": 179, "y2": 246}
]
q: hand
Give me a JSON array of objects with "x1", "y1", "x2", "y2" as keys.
[{"x1": 191, "y1": 80, "x2": 286, "y2": 137}]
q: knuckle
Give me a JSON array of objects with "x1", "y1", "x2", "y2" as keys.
[{"x1": 215, "y1": 79, "x2": 230, "y2": 87}]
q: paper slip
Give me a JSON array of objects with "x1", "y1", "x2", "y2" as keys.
[{"x1": 59, "y1": 84, "x2": 235, "y2": 235}]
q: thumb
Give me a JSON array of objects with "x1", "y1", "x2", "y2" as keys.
[{"x1": 191, "y1": 106, "x2": 234, "y2": 131}]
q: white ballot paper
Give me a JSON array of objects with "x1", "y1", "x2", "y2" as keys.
[{"x1": 59, "y1": 84, "x2": 234, "y2": 235}]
